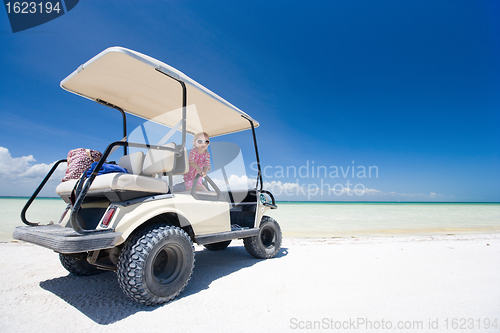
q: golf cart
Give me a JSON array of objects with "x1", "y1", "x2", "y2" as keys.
[{"x1": 13, "y1": 47, "x2": 281, "y2": 306}]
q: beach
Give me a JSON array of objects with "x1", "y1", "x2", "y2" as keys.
[
  {"x1": 1, "y1": 234, "x2": 499, "y2": 332},
  {"x1": 1, "y1": 199, "x2": 499, "y2": 332}
]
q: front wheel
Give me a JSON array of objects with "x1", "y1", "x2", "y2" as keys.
[
  {"x1": 244, "y1": 216, "x2": 282, "y2": 259},
  {"x1": 117, "y1": 224, "x2": 195, "y2": 306}
]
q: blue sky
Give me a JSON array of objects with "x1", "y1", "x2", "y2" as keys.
[{"x1": 0, "y1": 0, "x2": 499, "y2": 201}]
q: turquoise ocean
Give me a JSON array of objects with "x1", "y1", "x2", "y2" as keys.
[{"x1": 1, "y1": 197, "x2": 499, "y2": 241}]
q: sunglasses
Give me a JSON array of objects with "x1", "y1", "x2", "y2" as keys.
[{"x1": 196, "y1": 139, "x2": 210, "y2": 145}]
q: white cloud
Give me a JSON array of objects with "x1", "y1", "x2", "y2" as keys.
[
  {"x1": 214, "y1": 174, "x2": 444, "y2": 201},
  {"x1": 0, "y1": 147, "x2": 35, "y2": 179},
  {"x1": 263, "y1": 180, "x2": 307, "y2": 194},
  {"x1": 212, "y1": 174, "x2": 256, "y2": 190},
  {"x1": 211, "y1": 176, "x2": 388, "y2": 199},
  {"x1": 387, "y1": 191, "x2": 442, "y2": 199},
  {"x1": 0, "y1": 147, "x2": 66, "y2": 196},
  {"x1": 363, "y1": 188, "x2": 384, "y2": 195}
]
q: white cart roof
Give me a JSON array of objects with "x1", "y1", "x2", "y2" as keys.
[{"x1": 60, "y1": 47, "x2": 258, "y2": 137}]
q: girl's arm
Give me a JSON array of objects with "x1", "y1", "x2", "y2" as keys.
[
  {"x1": 189, "y1": 161, "x2": 207, "y2": 177},
  {"x1": 202, "y1": 152, "x2": 211, "y2": 176},
  {"x1": 201, "y1": 165, "x2": 210, "y2": 177}
]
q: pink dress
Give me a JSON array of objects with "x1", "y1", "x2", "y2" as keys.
[{"x1": 184, "y1": 149, "x2": 211, "y2": 189}]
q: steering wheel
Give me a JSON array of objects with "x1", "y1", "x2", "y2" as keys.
[{"x1": 191, "y1": 173, "x2": 223, "y2": 201}]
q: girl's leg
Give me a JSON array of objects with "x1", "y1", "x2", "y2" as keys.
[
  {"x1": 195, "y1": 184, "x2": 208, "y2": 191},
  {"x1": 195, "y1": 176, "x2": 207, "y2": 191},
  {"x1": 184, "y1": 180, "x2": 193, "y2": 191}
]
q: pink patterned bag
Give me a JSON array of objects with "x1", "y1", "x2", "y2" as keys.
[{"x1": 61, "y1": 148, "x2": 102, "y2": 182}]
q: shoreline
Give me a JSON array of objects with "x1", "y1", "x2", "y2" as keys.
[
  {"x1": 3, "y1": 231, "x2": 499, "y2": 245},
  {"x1": 3, "y1": 228, "x2": 500, "y2": 244}
]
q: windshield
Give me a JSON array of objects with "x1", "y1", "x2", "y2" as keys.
[{"x1": 109, "y1": 112, "x2": 258, "y2": 203}]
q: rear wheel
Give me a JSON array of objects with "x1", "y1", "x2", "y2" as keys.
[
  {"x1": 59, "y1": 253, "x2": 103, "y2": 276},
  {"x1": 117, "y1": 224, "x2": 195, "y2": 306},
  {"x1": 203, "y1": 240, "x2": 231, "y2": 251},
  {"x1": 244, "y1": 216, "x2": 282, "y2": 259}
]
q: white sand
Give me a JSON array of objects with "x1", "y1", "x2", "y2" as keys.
[{"x1": 1, "y1": 235, "x2": 499, "y2": 333}]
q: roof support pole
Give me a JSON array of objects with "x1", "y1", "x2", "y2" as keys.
[
  {"x1": 117, "y1": 106, "x2": 127, "y2": 155},
  {"x1": 180, "y1": 81, "x2": 187, "y2": 149},
  {"x1": 248, "y1": 119, "x2": 263, "y2": 191},
  {"x1": 96, "y1": 99, "x2": 127, "y2": 155},
  {"x1": 155, "y1": 67, "x2": 187, "y2": 151}
]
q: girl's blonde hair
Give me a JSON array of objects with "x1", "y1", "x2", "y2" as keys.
[{"x1": 193, "y1": 132, "x2": 210, "y2": 142}]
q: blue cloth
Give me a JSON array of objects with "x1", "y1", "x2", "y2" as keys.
[{"x1": 86, "y1": 162, "x2": 128, "y2": 177}]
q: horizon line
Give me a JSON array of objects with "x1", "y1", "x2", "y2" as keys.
[{"x1": 1, "y1": 196, "x2": 499, "y2": 204}]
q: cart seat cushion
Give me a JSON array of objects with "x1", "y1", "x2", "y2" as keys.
[
  {"x1": 171, "y1": 147, "x2": 189, "y2": 175},
  {"x1": 142, "y1": 143, "x2": 176, "y2": 176},
  {"x1": 118, "y1": 151, "x2": 144, "y2": 175},
  {"x1": 56, "y1": 173, "x2": 169, "y2": 202}
]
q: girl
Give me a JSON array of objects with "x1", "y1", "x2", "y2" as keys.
[{"x1": 184, "y1": 132, "x2": 211, "y2": 191}]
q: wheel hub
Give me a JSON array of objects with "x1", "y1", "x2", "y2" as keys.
[
  {"x1": 260, "y1": 227, "x2": 276, "y2": 248},
  {"x1": 152, "y1": 245, "x2": 184, "y2": 286}
]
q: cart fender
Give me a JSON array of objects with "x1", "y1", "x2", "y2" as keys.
[{"x1": 113, "y1": 206, "x2": 192, "y2": 245}]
